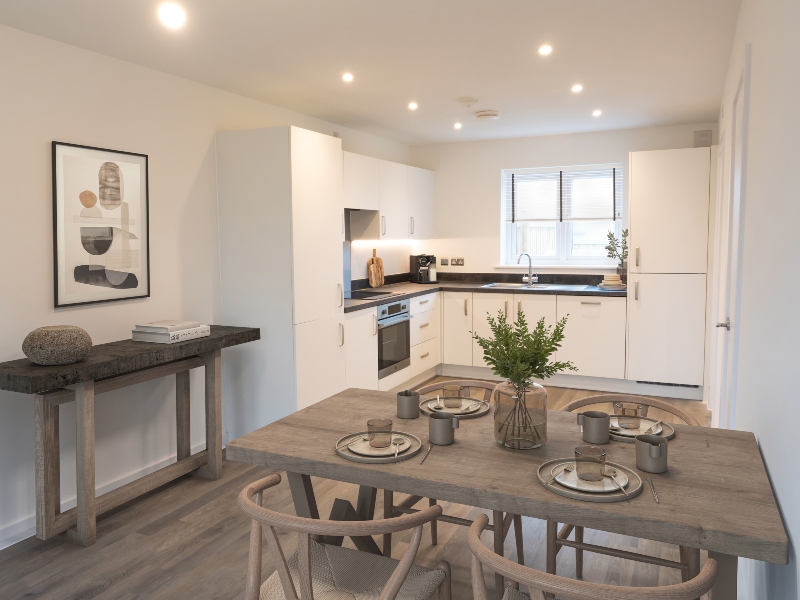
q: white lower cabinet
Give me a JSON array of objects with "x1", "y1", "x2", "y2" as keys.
[
  {"x1": 294, "y1": 316, "x2": 346, "y2": 410},
  {"x1": 472, "y1": 293, "x2": 514, "y2": 367},
  {"x1": 513, "y1": 294, "x2": 557, "y2": 327},
  {"x1": 627, "y1": 274, "x2": 706, "y2": 386},
  {"x1": 442, "y1": 292, "x2": 473, "y2": 366},
  {"x1": 344, "y1": 308, "x2": 379, "y2": 390},
  {"x1": 411, "y1": 336, "x2": 441, "y2": 379},
  {"x1": 410, "y1": 306, "x2": 439, "y2": 347},
  {"x1": 556, "y1": 296, "x2": 627, "y2": 380}
]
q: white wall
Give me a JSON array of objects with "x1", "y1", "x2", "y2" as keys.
[
  {"x1": 717, "y1": 1, "x2": 799, "y2": 597},
  {"x1": 350, "y1": 240, "x2": 413, "y2": 280},
  {"x1": 409, "y1": 123, "x2": 717, "y2": 274},
  {"x1": 0, "y1": 25, "x2": 409, "y2": 549}
]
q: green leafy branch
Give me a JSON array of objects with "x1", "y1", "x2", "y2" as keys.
[{"x1": 605, "y1": 229, "x2": 629, "y2": 267}]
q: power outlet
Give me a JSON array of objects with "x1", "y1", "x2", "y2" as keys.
[
  {"x1": 451, "y1": 257, "x2": 465, "y2": 266},
  {"x1": 440, "y1": 258, "x2": 449, "y2": 266}
]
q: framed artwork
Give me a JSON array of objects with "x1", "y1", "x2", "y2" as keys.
[{"x1": 52, "y1": 142, "x2": 150, "y2": 307}]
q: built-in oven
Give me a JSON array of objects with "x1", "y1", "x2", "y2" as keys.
[{"x1": 377, "y1": 299, "x2": 411, "y2": 379}]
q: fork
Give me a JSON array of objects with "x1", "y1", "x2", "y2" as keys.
[
  {"x1": 546, "y1": 463, "x2": 574, "y2": 485},
  {"x1": 605, "y1": 467, "x2": 630, "y2": 500},
  {"x1": 645, "y1": 420, "x2": 663, "y2": 435}
]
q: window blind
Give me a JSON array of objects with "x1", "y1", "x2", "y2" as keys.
[{"x1": 504, "y1": 165, "x2": 622, "y2": 222}]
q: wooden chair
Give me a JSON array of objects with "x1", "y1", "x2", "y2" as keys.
[
  {"x1": 239, "y1": 474, "x2": 452, "y2": 600},
  {"x1": 548, "y1": 394, "x2": 702, "y2": 589},
  {"x1": 383, "y1": 380, "x2": 524, "y2": 572},
  {"x1": 469, "y1": 513, "x2": 718, "y2": 600}
]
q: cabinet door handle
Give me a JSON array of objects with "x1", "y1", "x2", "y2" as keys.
[
  {"x1": 382, "y1": 216, "x2": 386, "y2": 235},
  {"x1": 716, "y1": 318, "x2": 731, "y2": 330},
  {"x1": 420, "y1": 299, "x2": 429, "y2": 304},
  {"x1": 341, "y1": 212, "x2": 345, "y2": 235},
  {"x1": 504, "y1": 299, "x2": 508, "y2": 317},
  {"x1": 410, "y1": 216, "x2": 414, "y2": 235},
  {"x1": 518, "y1": 300, "x2": 521, "y2": 313},
  {"x1": 464, "y1": 298, "x2": 468, "y2": 316},
  {"x1": 340, "y1": 323, "x2": 344, "y2": 346},
  {"x1": 581, "y1": 301, "x2": 601, "y2": 305},
  {"x1": 338, "y1": 283, "x2": 344, "y2": 307},
  {"x1": 420, "y1": 352, "x2": 430, "y2": 359},
  {"x1": 634, "y1": 280, "x2": 639, "y2": 301},
  {"x1": 635, "y1": 246, "x2": 640, "y2": 267},
  {"x1": 420, "y1": 322, "x2": 429, "y2": 329},
  {"x1": 373, "y1": 314, "x2": 378, "y2": 335}
]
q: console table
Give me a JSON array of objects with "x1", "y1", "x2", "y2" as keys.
[{"x1": 0, "y1": 325, "x2": 259, "y2": 547}]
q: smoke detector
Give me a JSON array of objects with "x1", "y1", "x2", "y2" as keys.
[
  {"x1": 475, "y1": 110, "x2": 500, "y2": 120},
  {"x1": 457, "y1": 96, "x2": 478, "y2": 108}
]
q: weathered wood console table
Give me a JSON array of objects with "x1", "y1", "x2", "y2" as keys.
[{"x1": 0, "y1": 325, "x2": 259, "y2": 547}]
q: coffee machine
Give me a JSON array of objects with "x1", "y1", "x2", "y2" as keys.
[{"x1": 410, "y1": 254, "x2": 437, "y2": 283}]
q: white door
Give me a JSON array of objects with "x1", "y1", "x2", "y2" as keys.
[
  {"x1": 294, "y1": 316, "x2": 346, "y2": 410},
  {"x1": 629, "y1": 147, "x2": 710, "y2": 274},
  {"x1": 513, "y1": 294, "x2": 557, "y2": 328},
  {"x1": 344, "y1": 151, "x2": 380, "y2": 210},
  {"x1": 344, "y1": 309, "x2": 379, "y2": 390},
  {"x1": 472, "y1": 293, "x2": 514, "y2": 368},
  {"x1": 557, "y1": 296, "x2": 627, "y2": 379},
  {"x1": 291, "y1": 128, "x2": 344, "y2": 324},
  {"x1": 408, "y1": 166, "x2": 435, "y2": 240},
  {"x1": 627, "y1": 274, "x2": 707, "y2": 386},
  {"x1": 379, "y1": 160, "x2": 409, "y2": 239},
  {"x1": 442, "y1": 291, "x2": 473, "y2": 366}
]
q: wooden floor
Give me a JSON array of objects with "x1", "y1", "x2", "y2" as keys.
[{"x1": 0, "y1": 385, "x2": 711, "y2": 599}]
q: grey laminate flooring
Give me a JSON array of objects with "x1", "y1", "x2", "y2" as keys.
[{"x1": 0, "y1": 384, "x2": 710, "y2": 599}]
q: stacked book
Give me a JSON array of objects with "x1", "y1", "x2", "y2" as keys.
[{"x1": 132, "y1": 320, "x2": 211, "y2": 344}]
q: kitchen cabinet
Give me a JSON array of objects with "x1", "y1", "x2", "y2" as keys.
[
  {"x1": 556, "y1": 296, "x2": 627, "y2": 379},
  {"x1": 295, "y1": 316, "x2": 346, "y2": 410},
  {"x1": 629, "y1": 148, "x2": 710, "y2": 274},
  {"x1": 513, "y1": 294, "x2": 557, "y2": 328},
  {"x1": 345, "y1": 308, "x2": 379, "y2": 390},
  {"x1": 627, "y1": 274, "x2": 706, "y2": 386},
  {"x1": 343, "y1": 151, "x2": 380, "y2": 210},
  {"x1": 410, "y1": 304, "x2": 439, "y2": 347},
  {"x1": 472, "y1": 292, "x2": 514, "y2": 368},
  {"x1": 411, "y1": 336, "x2": 441, "y2": 379},
  {"x1": 410, "y1": 292, "x2": 439, "y2": 316},
  {"x1": 442, "y1": 291, "x2": 473, "y2": 366},
  {"x1": 408, "y1": 166, "x2": 436, "y2": 239},
  {"x1": 379, "y1": 159, "x2": 409, "y2": 239}
]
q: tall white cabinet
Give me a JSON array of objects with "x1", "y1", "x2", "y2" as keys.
[{"x1": 217, "y1": 126, "x2": 345, "y2": 438}]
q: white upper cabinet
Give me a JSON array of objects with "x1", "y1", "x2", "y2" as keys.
[
  {"x1": 379, "y1": 160, "x2": 409, "y2": 239},
  {"x1": 472, "y1": 293, "x2": 514, "y2": 368},
  {"x1": 442, "y1": 291, "x2": 473, "y2": 366},
  {"x1": 629, "y1": 147, "x2": 710, "y2": 274},
  {"x1": 344, "y1": 308, "x2": 379, "y2": 390},
  {"x1": 343, "y1": 151, "x2": 380, "y2": 210},
  {"x1": 627, "y1": 274, "x2": 706, "y2": 386},
  {"x1": 408, "y1": 166, "x2": 436, "y2": 240},
  {"x1": 290, "y1": 127, "x2": 344, "y2": 325}
]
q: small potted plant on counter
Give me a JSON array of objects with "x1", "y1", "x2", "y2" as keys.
[
  {"x1": 473, "y1": 311, "x2": 576, "y2": 450},
  {"x1": 606, "y1": 229, "x2": 629, "y2": 283}
]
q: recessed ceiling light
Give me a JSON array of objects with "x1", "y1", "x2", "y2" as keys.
[
  {"x1": 592, "y1": 109, "x2": 603, "y2": 117},
  {"x1": 538, "y1": 45, "x2": 553, "y2": 56},
  {"x1": 408, "y1": 102, "x2": 418, "y2": 110},
  {"x1": 158, "y1": 3, "x2": 186, "y2": 29},
  {"x1": 454, "y1": 122, "x2": 463, "y2": 130},
  {"x1": 571, "y1": 84, "x2": 584, "y2": 93},
  {"x1": 342, "y1": 72, "x2": 354, "y2": 83}
]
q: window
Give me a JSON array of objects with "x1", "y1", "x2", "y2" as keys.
[{"x1": 501, "y1": 164, "x2": 623, "y2": 266}]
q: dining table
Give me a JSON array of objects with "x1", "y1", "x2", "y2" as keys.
[{"x1": 226, "y1": 388, "x2": 788, "y2": 600}]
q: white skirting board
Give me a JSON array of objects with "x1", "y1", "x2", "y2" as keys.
[
  {"x1": 0, "y1": 440, "x2": 209, "y2": 551},
  {"x1": 438, "y1": 364, "x2": 704, "y2": 401}
]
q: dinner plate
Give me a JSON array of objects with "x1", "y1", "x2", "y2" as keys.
[
  {"x1": 425, "y1": 398, "x2": 483, "y2": 415},
  {"x1": 553, "y1": 462, "x2": 629, "y2": 493},
  {"x1": 347, "y1": 435, "x2": 411, "y2": 457},
  {"x1": 610, "y1": 416, "x2": 663, "y2": 436},
  {"x1": 335, "y1": 431, "x2": 423, "y2": 464}
]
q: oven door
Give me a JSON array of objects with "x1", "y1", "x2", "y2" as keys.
[{"x1": 377, "y1": 314, "x2": 411, "y2": 379}]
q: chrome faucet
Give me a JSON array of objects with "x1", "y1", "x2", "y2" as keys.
[{"x1": 517, "y1": 253, "x2": 538, "y2": 285}]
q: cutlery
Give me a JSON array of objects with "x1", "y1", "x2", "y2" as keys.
[
  {"x1": 392, "y1": 437, "x2": 404, "y2": 458},
  {"x1": 437, "y1": 395, "x2": 443, "y2": 409},
  {"x1": 645, "y1": 420, "x2": 663, "y2": 435},
  {"x1": 420, "y1": 445, "x2": 433, "y2": 464},
  {"x1": 647, "y1": 476, "x2": 659, "y2": 503},
  {"x1": 546, "y1": 463, "x2": 574, "y2": 485},
  {"x1": 605, "y1": 467, "x2": 629, "y2": 500},
  {"x1": 335, "y1": 437, "x2": 367, "y2": 450}
]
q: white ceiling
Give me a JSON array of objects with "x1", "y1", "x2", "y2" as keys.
[{"x1": 0, "y1": 0, "x2": 740, "y2": 145}]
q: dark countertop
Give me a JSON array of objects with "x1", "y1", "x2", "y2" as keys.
[
  {"x1": 344, "y1": 281, "x2": 627, "y2": 313},
  {"x1": 0, "y1": 325, "x2": 260, "y2": 395}
]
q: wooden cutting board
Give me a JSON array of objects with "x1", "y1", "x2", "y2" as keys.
[{"x1": 368, "y1": 249, "x2": 384, "y2": 288}]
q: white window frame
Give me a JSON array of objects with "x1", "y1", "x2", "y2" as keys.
[{"x1": 500, "y1": 164, "x2": 625, "y2": 268}]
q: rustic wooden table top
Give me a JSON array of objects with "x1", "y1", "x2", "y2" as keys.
[
  {"x1": 0, "y1": 325, "x2": 260, "y2": 394},
  {"x1": 227, "y1": 387, "x2": 788, "y2": 565}
]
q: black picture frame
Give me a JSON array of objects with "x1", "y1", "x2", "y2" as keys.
[{"x1": 52, "y1": 141, "x2": 150, "y2": 308}]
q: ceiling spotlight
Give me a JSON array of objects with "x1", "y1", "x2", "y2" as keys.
[
  {"x1": 342, "y1": 72, "x2": 354, "y2": 83},
  {"x1": 571, "y1": 84, "x2": 584, "y2": 93},
  {"x1": 454, "y1": 122, "x2": 463, "y2": 130},
  {"x1": 158, "y1": 3, "x2": 186, "y2": 29},
  {"x1": 408, "y1": 102, "x2": 418, "y2": 110},
  {"x1": 538, "y1": 45, "x2": 553, "y2": 56},
  {"x1": 592, "y1": 109, "x2": 603, "y2": 117}
]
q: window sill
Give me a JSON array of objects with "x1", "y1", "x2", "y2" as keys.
[{"x1": 494, "y1": 264, "x2": 618, "y2": 271}]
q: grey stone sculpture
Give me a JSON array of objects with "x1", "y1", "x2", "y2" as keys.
[{"x1": 22, "y1": 326, "x2": 93, "y2": 366}]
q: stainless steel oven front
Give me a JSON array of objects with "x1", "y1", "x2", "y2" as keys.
[{"x1": 377, "y1": 299, "x2": 411, "y2": 380}]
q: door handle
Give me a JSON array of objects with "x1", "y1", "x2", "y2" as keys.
[
  {"x1": 581, "y1": 301, "x2": 601, "y2": 305},
  {"x1": 340, "y1": 323, "x2": 344, "y2": 346},
  {"x1": 635, "y1": 247, "x2": 640, "y2": 267},
  {"x1": 716, "y1": 318, "x2": 731, "y2": 330},
  {"x1": 464, "y1": 298, "x2": 468, "y2": 316},
  {"x1": 505, "y1": 299, "x2": 508, "y2": 317},
  {"x1": 420, "y1": 352, "x2": 430, "y2": 359},
  {"x1": 518, "y1": 300, "x2": 521, "y2": 313},
  {"x1": 382, "y1": 216, "x2": 386, "y2": 235},
  {"x1": 634, "y1": 280, "x2": 639, "y2": 301},
  {"x1": 338, "y1": 283, "x2": 344, "y2": 307},
  {"x1": 420, "y1": 322, "x2": 429, "y2": 329},
  {"x1": 420, "y1": 299, "x2": 429, "y2": 305},
  {"x1": 410, "y1": 216, "x2": 414, "y2": 235},
  {"x1": 341, "y1": 212, "x2": 345, "y2": 235}
]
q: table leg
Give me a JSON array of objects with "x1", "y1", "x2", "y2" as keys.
[
  {"x1": 176, "y1": 371, "x2": 191, "y2": 460},
  {"x1": 493, "y1": 510, "x2": 504, "y2": 600},
  {"x1": 34, "y1": 395, "x2": 60, "y2": 539},
  {"x1": 356, "y1": 486, "x2": 377, "y2": 521},
  {"x1": 383, "y1": 490, "x2": 393, "y2": 557},
  {"x1": 286, "y1": 472, "x2": 323, "y2": 543},
  {"x1": 195, "y1": 349, "x2": 222, "y2": 480},
  {"x1": 709, "y1": 552, "x2": 738, "y2": 600},
  {"x1": 72, "y1": 381, "x2": 96, "y2": 546}
]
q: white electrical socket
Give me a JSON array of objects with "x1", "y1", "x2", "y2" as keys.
[{"x1": 452, "y1": 258, "x2": 465, "y2": 266}]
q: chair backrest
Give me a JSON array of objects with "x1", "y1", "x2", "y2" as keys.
[
  {"x1": 239, "y1": 474, "x2": 443, "y2": 600},
  {"x1": 468, "y1": 514, "x2": 716, "y2": 600},
  {"x1": 416, "y1": 379, "x2": 499, "y2": 402},
  {"x1": 559, "y1": 393, "x2": 701, "y2": 426}
]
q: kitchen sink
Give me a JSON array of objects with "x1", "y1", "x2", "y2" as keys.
[{"x1": 480, "y1": 283, "x2": 590, "y2": 291}]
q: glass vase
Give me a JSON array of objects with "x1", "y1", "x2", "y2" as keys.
[{"x1": 492, "y1": 382, "x2": 547, "y2": 449}]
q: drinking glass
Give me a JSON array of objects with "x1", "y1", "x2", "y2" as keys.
[
  {"x1": 443, "y1": 384, "x2": 464, "y2": 408},
  {"x1": 575, "y1": 445, "x2": 606, "y2": 482},
  {"x1": 367, "y1": 419, "x2": 393, "y2": 448},
  {"x1": 616, "y1": 406, "x2": 641, "y2": 429}
]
